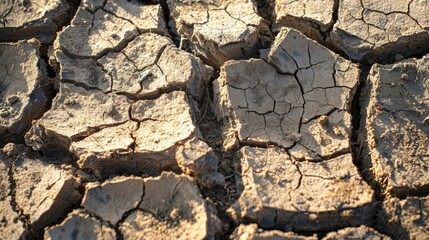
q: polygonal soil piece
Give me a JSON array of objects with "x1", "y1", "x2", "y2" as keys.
[
  {"x1": 175, "y1": 137, "x2": 224, "y2": 188},
  {"x1": 214, "y1": 28, "x2": 359, "y2": 160},
  {"x1": 55, "y1": 51, "x2": 112, "y2": 93},
  {"x1": 44, "y1": 209, "x2": 116, "y2": 240},
  {"x1": 167, "y1": 0, "x2": 272, "y2": 67},
  {"x1": 230, "y1": 146, "x2": 374, "y2": 231},
  {"x1": 231, "y1": 224, "x2": 317, "y2": 240},
  {"x1": 330, "y1": 0, "x2": 429, "y2": 62},
  {"x1": 25, "y1": 83, "x2": 130, "y2": 153},
  {"x1": 82, "y1": 176, "x2": 144, "y2": 225},
  {"x1": 323, "y1": 226, "x2": 391, "y2": 240},
  {"x1": 378, "y1": 197, "x2": 429, "y2": 239},
  {"x1": 0, "y1": 0, "x2": 70, "y2": 43},
  {"x1": 120, "y1": 172, "x2": 221, "y2": 239},
  {"x1": 272, "y1": 0, "x2": 337, "y2": 41},
  {"x1": 71, "y1": 121, "x2": 137, "y2": 171},
  {"x1": 10, "y1": 149, "x2": 81, "y2": 234},
  {"x1": 55, "y1": 0, "x2": 167, "y2": 58},
  {"x1": 359, "y1": 55, "x2": 429, "y2": 197},
  {"x1": 98, "y1": 33, "x2": 213, "y2": 101},
  {"x1": 0, "y1": 39, "x2": 49, "y2": 145}
]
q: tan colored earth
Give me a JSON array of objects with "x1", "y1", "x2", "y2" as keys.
[{"x1": 1, "y1": 0, "x2": 428, "y2": 239}]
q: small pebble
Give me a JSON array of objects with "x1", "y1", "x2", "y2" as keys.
[{"x1": 7, "y1": 95, "x2": 19, "y2": 105}]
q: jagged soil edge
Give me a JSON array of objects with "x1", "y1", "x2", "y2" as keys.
[{"x1": 350, "y1": 65, "x2": 395, "y2": 238}]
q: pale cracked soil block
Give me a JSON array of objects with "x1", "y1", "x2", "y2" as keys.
[
  {"x1": 0, "y1": 144, "x2": 81, "y2": 234},
  {"x1": 44, "y1": 209, "x2": 116, "y2": 240},
  {"x1": 0, "y1": 0, "x2": 70, "y2": 43},
  {"x1": 272, "y1": 0, "x2": 337, "y2": 41},
  {"x1": 359, "y1": 55, "x2": 429, "y2": 197},
  {"x1": 214, "y1": 28, "x2": 359, "y2": 161},
  {"x1": 231, "y1": 224, "x2": 317, "y2": 240},
  {"x1": 55, "y1": 0, "x2": 167, "y2": 58},
  {"x1": 0, "y1": 39, "x2": 49, "y2": 145},
  {"x1": 330, "y1": 0, "x2": 429, "y2": 63},
  {"x1": 167, "y1": 0, "x2": 272, "y2": 67},
  {"x1": 25, "y1": 83, "x2": 130, "y2": 153},
  {"x1": 378, "y1": 196, "x2": 429, "y2": 239},
  {"x1": 82, "y1": 176, "x2": 144, "y2": 225},
  {"x1": 45, "y1": 90, "x2": 219, "y2": 180},
  {"x1": 55, "y1": 32, "x2": 213, "y2": 101},
  {"x1": 230, "y1": 146, "x2": 374, "y2": 231},
  {"x1": 323, "y1": 226, "x2": 391, "y2": 240},
  {"x1": 120, "y1": 172, "x2": 221, "y2": 239}
]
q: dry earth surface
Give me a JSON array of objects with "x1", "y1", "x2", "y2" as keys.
[{"x1": 0, "y1": 0, "x2": 429, "y2": 239}]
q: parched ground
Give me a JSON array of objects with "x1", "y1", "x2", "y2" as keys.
[{"x1": 1, "y1": 0, "x2": 429, "y2": 239}]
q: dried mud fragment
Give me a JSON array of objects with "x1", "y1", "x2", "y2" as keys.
[
  {"x1": 323, "y1": 226, "x2": 391, "y2": 240},
  {"x1": 3, "y1": 145, "x2": 82, "y2": 234},
  {"x1": 272, "y1": 0, "x2": 337, "y2": 41},
  {"x1": 214, "y1": 28, "x2": 359, "y2": 161},
  {"x1": 0, "y1": 39, "x2": 49, "y2": 146},
  {"x1": 330, "y1": 0, "x2": 429, "y2": 63},
  {"x1": 120, "y1": 172, "x2": 221, "y2": 240},
  {"x1": 82, "y1": 176, "x2": 144, "y2": 225},
  {"x1": 44, "y1": 209, "x2": 116, "y2": 240},
  {"x1": 175, "y1": 137, "x2": 224, "y2": 188},
  {"x1": 167, "y1": 0, "x2": 272, "y2": 67},
  {"x1": 378, "y1": 197, "x2": 429, "y2": 239},
  {"x1": 25, "y1": 83, "x2": 130, "y2": 152},
  {"x1": 129, "y1": 91, "x2": 203, "y2": 174},
  {"x1": 231, "y1": 224, "x2": 317, "y2": 240},
  {"x1": 55, "y1": 0, "x2": 167, "y2": 58},
  {"x1": 359, "y1": 55, "x2": 429, "y2": 197},
  {"x1": 230, "y1": 147, "x2": 374, "y2": 231},
  {"x1": 97, "y1": 33, "x2": 213, "y2": 101},
  {"x1": 0, "y1": 0, "x2": 70, "y2": 43}
]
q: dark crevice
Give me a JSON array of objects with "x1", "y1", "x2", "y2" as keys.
[
  {"x1": 159, "y1": 0, "x2": 180, "y2": 46},
  {"x1": 195, "y1": 73, "x2": 238, "y2": 240},
  {"x1": 8, "y1": 156, "x2": 37, "y2": 239}
]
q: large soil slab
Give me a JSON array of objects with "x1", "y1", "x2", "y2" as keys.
[
  {"x1": 44, "y1": 209, "x2": 116, "y2": 240},
  {"x1": 0, "y1": 144, "x2": 81, "y2": 236},
  {"x1": 230, "y1": 146, "x2": 374, "y2": 231},
  {"x1": 0, "y1": 0, "x2": 70, "y2": 43},
  {"x1": 46, "y1": 173, "x2": 221, "y2": 239},
  {"x1": 378, "y1": 196, "x2": 429, "y2": 239},
  {"x1": 0, "y1": 39, "x2": 49, "y2": 145},
  {"x1": 55, "y1": 0, "x2": 168, "y2": 58},
  {"x1": 121, "y1": 173, "x2": 221, "y2": 239},
  {"x1": 359, "y1": 55, "x2": 429, "y2": 197},
  {"x1": 330, "y1": 0, "x2": 429, "y2": 63},
  {"x1": 272, "y1": 0, "x2": 337, "y2": 42},
  {"x1": 214, "y1": 27, "x2": 359, "y2": 161},
  {"x1": 167, "y1": 0, "x2": 271, "y2": 67}
]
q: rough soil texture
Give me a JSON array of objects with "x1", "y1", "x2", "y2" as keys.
[
  {"x1": 359, "y1": 55, "x2": 429, "y2": 198},
  {"x1": 0, "y1": 39, "x2": 49, "y2": 145},
  {"x1": 0, "y1": 0, "x2": 71, "y2": 43},
  {"x1": 167, "y1": 0, "x2": 272, "y2": 68},
  {"x1": 214, "y1": 27, "x2": 359, "y2": 161},
  {"x1": 272, "y1": 0, "x2": 337, "y2": 42},
  {"x1": 323, "y1": 225, "x2": 391, "y2": 240},
  {"x1": 378, "y1": 196, "x2": 429, "y2": 239},
  {"x1": 330, "y1": 0, "x2": 429, "y2": 63},
  {"x1": 230, "y1": 146, "x2": 374, "y2": 231},
  {"x1": 1, "y1": 0, "x2": 429, "y2": 239},
  {"x1": 231, "y1": 223, "x2": 317, "y2": 239}
]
